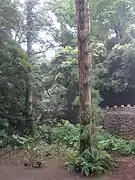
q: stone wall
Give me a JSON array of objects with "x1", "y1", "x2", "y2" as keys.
[{"x1": 103, "y1": 105, "x2": 135, "y2": 140}]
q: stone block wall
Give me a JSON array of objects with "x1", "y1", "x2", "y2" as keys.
[{"x1": 103, "y1": 105, "x2": 135, "y2": 140}]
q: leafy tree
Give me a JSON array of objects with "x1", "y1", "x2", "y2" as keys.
[
  {"x1": 0, "y1": 0, "x2": 20, "y2": 41},
  {"x1": 91, "y1": 0, "x2": 135, "y2": 42},
  {"x1": 42, "y1": 0, "x2": 76, "y2": 47},
  {"x1": 15, "y1": 0, "x2": 56, "y2": 55},
  {"x1": 0, "y1": 0, "x2": 35, "y2": 142},
  {"x1": 0, "y1": 40, "x2": 31, "y2": 136},
  {"x1": 107, "y1": 41, "x2": 135, "y2": 92}
]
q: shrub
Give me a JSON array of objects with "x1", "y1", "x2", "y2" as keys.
[
  {"x1": 51, "y1": 122, "x2": 113, "y2": 176},
  {"x1": 5, "y1": 121, "x2": 135, "y2": 177},
  {"x1": 64, "y1": 147, "x2": 113, "y2": 176},
  {"x1": 11, "y1": 124, "x2": 51, "y2": 148},
  {"x1": 96, "y1": 127, "x2": 135, "y2": 156},
  {"x1": 50, "y1": 121, "x2": 135, "y2": 176},
  {"x1": 51, "y1": 122, "x2": 135, "y2": 156},
  {"x1": 52, "y1": 120, "x2": 80, "y2": 146}
]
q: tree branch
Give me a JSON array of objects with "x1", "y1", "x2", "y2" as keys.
[{"x1": 32, "y1": 45, "x2": 53, "y2": 55}]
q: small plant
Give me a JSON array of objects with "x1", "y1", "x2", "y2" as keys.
[
  {"x1": 52, "y1": 120, "x2": 80, "y2": 146},
  {"x1": 12, "y1": 134, "x2": 28, "y2": 146},
  {"x1": 64, "y1": 146, "x2": 113, "y2": 176},
  {"x1": 96, "y1": 127, "x2": 135, "y2": 156}
]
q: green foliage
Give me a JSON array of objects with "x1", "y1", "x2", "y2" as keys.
[
  {"x1": 44, "y1": 0, "x2": 76, "y2": 47},
  {"x1": 6, "y1": 120, "x2": 135, "y2": 176},
  {"x1": 0, "y1": 40, "x2": 33, "y2": 136},
  {"x1": 0, "y1": 0, "x2": 20, "y2": 41},
  {"x1": 52, "y1": 120, "x2": 80, "y2": 146},
  {"x1": 44, "y1": 0, "x2": 135, "y2": 101},
  {"x1": 51, "y1": 121, "x2": 112, "y2": 176},
  {"x1": 50, "y1": 121, "x2": 135, "y2": 175},
  {"x1": 40, "y1": 45, "x2": 104, "y2": 124},
  {"x1": 39, "y1": 46, "x2": 79, "y2": 122},
  {"x1": 11, "y1": 124, "x2": 49, "y2": 147},
  {"x1": 107, "y1": 41, "x2": 135, "y2": 92},
  {"x1": 80, "y1": 148, "x2": 112, "y2": 176},
  {"x1": 66, "y1": 147, "x2": 113, "y2": 176},
  {"x1": 96, "y1": 128, "x2": 135, "y2": 156},
  {"x1": 1, "y1": 3, "x2": 135, "y2": 180},
  {"x1": 12, "y1": 134, "x2": 28, "y2": 146},
  {"x1": 9, "y1": 124, "x2": 54, "y2": 159},
  {"x1": 91, "y1": 0, "x2": 135, "y2": 40},
  {"x1": 10, "y1": 122, "x2": 135, "y2": 158}
]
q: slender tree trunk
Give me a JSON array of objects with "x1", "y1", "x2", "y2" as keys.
[
  {"x1": 25, "y1": 0, "x2": 34, "y2": 117},
  {"x1": 76, "y1": 0, "x2": 92, "y2": 153},
  {"x1": 26, "y1": 0, "x2": 33, "y2": 57}
]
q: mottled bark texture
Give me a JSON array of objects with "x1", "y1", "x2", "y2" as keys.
[{"x1": 76, "y1": 0, "x2": 92, "y2": 153}]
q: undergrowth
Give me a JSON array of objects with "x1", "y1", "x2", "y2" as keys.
[
  {"x1": 96, "y1": 127, "x2": 135, "y2": 156},
  {"x1": 3, "y1": 120, "x2": 135, "y2": 176},
  {"x1": 51, "y1": 121, "x2": 135, "y2": 175}
]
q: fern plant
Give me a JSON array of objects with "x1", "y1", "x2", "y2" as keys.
[{"x1": 65, "y1": 146, "x2": 113, "y2": 176}]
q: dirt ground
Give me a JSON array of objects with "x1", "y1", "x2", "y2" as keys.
[{"x1": 0, "y1": 149, "x2": 135, "y2": 180}]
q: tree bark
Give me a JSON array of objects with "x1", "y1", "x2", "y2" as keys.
[
  {"x1": 76, "y1": 0, "x2": 92, "y2": 153},
  {"x1": 26, "y1": 0, "x2": 33, "y2": 58},
  {"x1": 25, "y1": 0, "x2": 34, "y2": 119}
]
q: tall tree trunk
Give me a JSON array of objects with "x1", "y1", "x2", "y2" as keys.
[
  {"x1": 25, "y1": 0, "x2": 34, "y2": 117},
  {"x1": 26, "y1": 0, "x2": 33, "y2": 57},
  {"x1": 76, "y1": 0, "x2": 92, "y2": 153}
]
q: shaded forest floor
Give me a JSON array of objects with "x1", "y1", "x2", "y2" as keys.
[{"x1": 0, "y1": 149, "x2": 135, "y2": 180}]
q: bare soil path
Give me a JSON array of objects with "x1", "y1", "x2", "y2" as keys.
[{"x1": 0, "y1": 149, "x2": 135, "y2": 180}]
